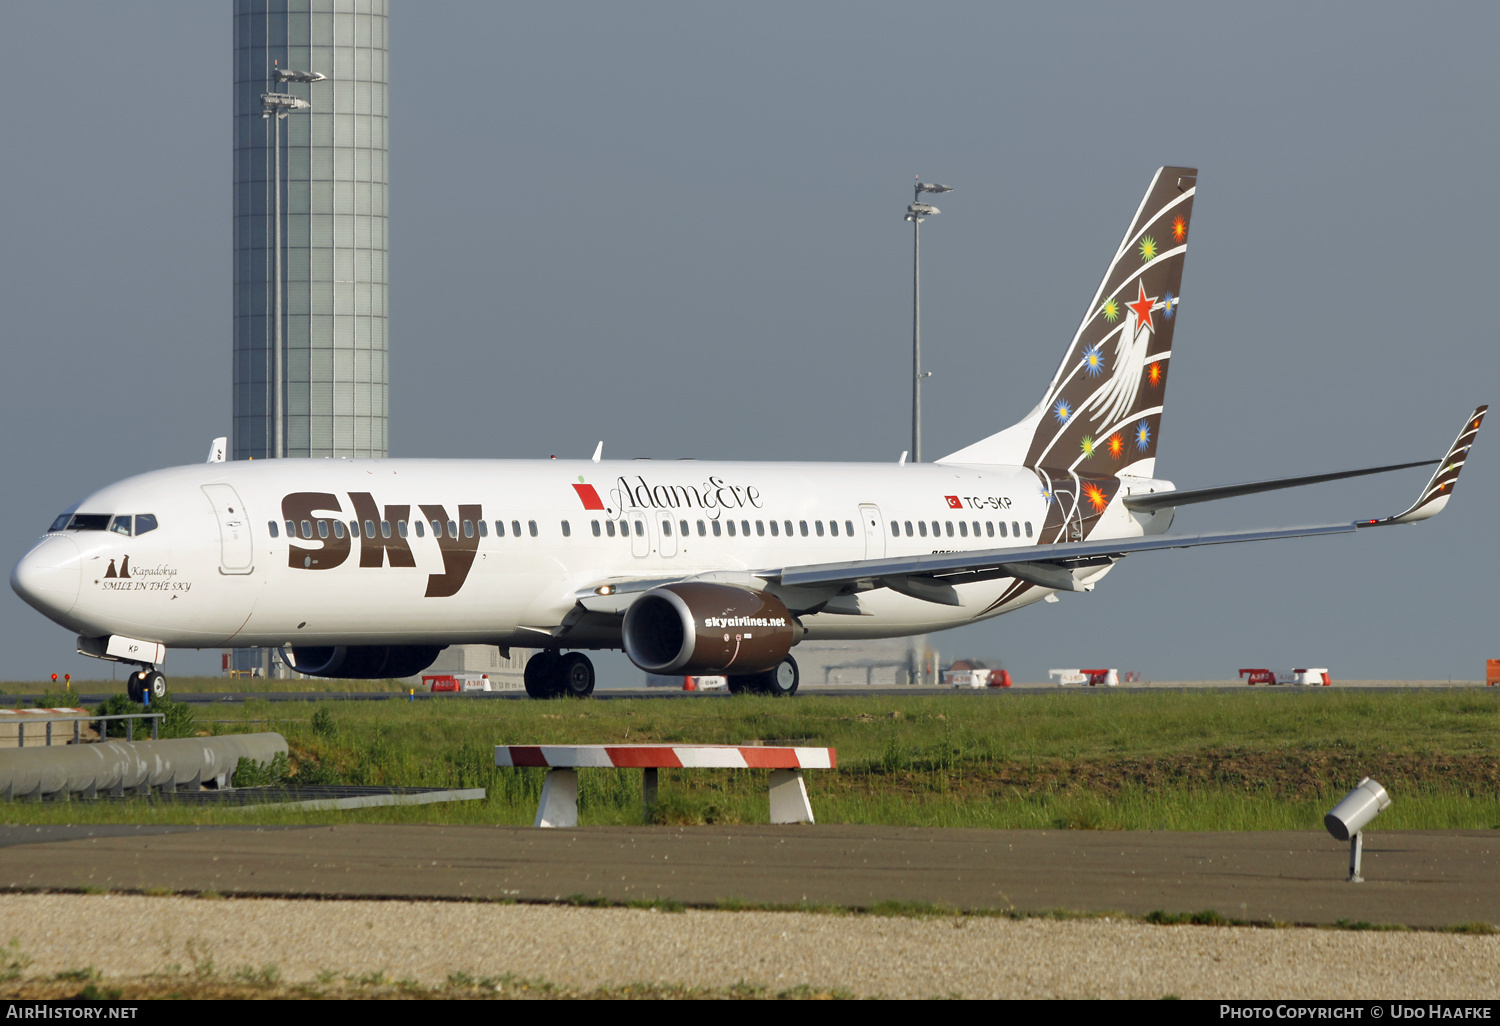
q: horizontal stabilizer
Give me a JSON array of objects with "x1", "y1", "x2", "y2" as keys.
[{"x1": 1123, "y1": 459, "x2": 1439, "y2": 513}]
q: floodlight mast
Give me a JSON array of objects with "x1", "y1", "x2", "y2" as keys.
[
  {"x1": 906, "y1": 179, "x2": 952, "y2": 463},
  {"x1": 260, "y1": 64, "x2": 320, "y2": 459}
]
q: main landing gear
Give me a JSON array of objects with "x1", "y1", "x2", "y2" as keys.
[
  {"x1": 727, "y1": 655, "x2": 799, "y2": 697},
  {"x1": 524, "y1": 651, "x2": 596, "y2": 699},
  {"x1": 126, "y1": 669, "x2": 167, "y2": 704}
]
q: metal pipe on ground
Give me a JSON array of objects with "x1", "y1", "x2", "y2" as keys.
[{"x1": 0, "y1": 733, "x2": 288, "y2": 800}]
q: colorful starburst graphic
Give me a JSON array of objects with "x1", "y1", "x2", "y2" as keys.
[
  {"x1": 1040, "y1": 489, "x2": 1053, "y2": 506},
  {"x1": 1107, "y1": 433, "x2": 1124, "y2": 459},
  {"x1": 1082, "y1": 344, "x2": 1106, "y2": 377},
  {"x1": 1135, "y1": 421, "x2": 1152, "y2": 451},
  {"x1": 1080, "y1": 435, "x2": 1096, "y2": 459},
  {"x1": 1147, "y1": 361, "x2": 1163, "y2": 388},
  {"x1": 1162, "y1": 291, "x2": 1177, "y2": 319},
  {"x1": 1139, "y1": 235, "x2": 1157, "y2": 262},
  {"x1": 1171, "y1": 216, "x2": 1187, "y2": 243},
  {"x1": 1084, "y1": 483, "x2": 1109, "y2": 513},
  {"x1": 1053, "y1": 399, "x2": 1072, "y2": 423},
  {"x1": 1100, "y1": 299, "x2": 1119, "y2": 323}
]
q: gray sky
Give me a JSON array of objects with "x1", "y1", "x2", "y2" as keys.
[{"x1": 2, "y1": 2, "x2": 1495, "y2": 684}]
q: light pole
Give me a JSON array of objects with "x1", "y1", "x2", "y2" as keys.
[
  {"x1": 905, "y1": 179, "x2": 952, "y2": 463},
  {"x1": 260, "y1": 84, "x2": 315, "y2": 459}
]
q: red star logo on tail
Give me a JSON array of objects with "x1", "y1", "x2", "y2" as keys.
[{"x1": 1127, "y1": 280, "x2": 1157, "y2": 334}]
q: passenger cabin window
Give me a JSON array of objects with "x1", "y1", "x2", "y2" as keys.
[
  {"x1": 756, "y1": 521, "x2": 765, "y2": 537},
  {"x1": 945, "y1": 522, "x2": 953, "y2": 537},
  {"x1": 605, "y1": 520, "x2": 615, "y2": 537},
  {"x1": 463, "y1": 520, "x2": 474, "y2": 538},
  {"x1": 999, "y1": 521, "x2": 1008, "y2": 537},
  {"x1": 697, "y1": 520, "x2": 706, "y2": 536},
  {"x1": 783, "y1": 520, "x2": 793, "y2": 537},
  {"x1": 890, "y1": 522, "x2": 899, "y2": 536},
  {"x1": 770, "y1": 520, "x2": 779, "y2": 537},
  {"x1": 512, "y1": 520, "x2": 522, "y2": 537},
  {"x1": 365, "y1": 520, "x2": 376, "y2": 538},
  {"x1": 1012, "y1": 521, "x2": 1020, "y2": 537},
  {"x1": 679, "y1": 520, "x2": 689, "y2": 536},
  {"x1": 973, "y1": 521, "x2": 980, "y2": 537},
  {"x1": 799, "y1": 520, "x2": 808, "y2": 537},
  {"x1": 397, "y1": 521, "x2": 408, "y2": 538},
  {"x1": 444, "y1": 520, "x2": 456, "y2": 538},
  {"x1": 931, "y1": 521, "x2": 940, "y2": 537},
  {"x1": 479, "y1": 521, "x2": 488, "y2": 537},
  {"x1": 846, "y1": 520, "x2": 854, "y2": 537},
  {"x1": 415, "y1": 521, "x2": 424, "y2": 538},
  {"x1": 349, "y1": 521, "x2": 360, "y2": 539},
  {"x1": 318, "y1": 521, "x2": 330, "y2": 539},
  {"x1": 561, "y1": 521, "x2": 571, "y2": 537},
  {"x1": 332, "y1": 521, "x2": 344, "y2": 539},
  {"x1": 301, "y1": 520, "x2": 313, "y2": 539},
  {"x1": 592, "y1": 520, "x2": 602, "y2": 537},
  {"x1": 495, "y1": 520, "x2": 506, "y2": 537},
  {"x1": 109, "y1": 516, "x2": 132, "y2": 537},
  {"x1": 1025, "y1": 522, "x2": 1033, "y2": 538},
  {"x1": 905, "y1": 521, "x2": 913, "y2": 537},
  {"x1": 528, "y1": 521, "x2": 538, "y2": 537},
  {"x1": 382, "y1": 521, "x2": 391, "y2": 539},
  {"x1": 986, "y1": 522, "x2": 994, "y2": 538},
  {"x1": 959, "y1": 522, "x2": 968, "y2": 537},
  {"x1": 918, "y1": 521, "x2": 928, "y2": 537},
  {"x1": 827, "y1": 521, "x2": 837, "y2": 537},
  {"x1": 712, "y1": 520, "x2": 721, "y2": 537},
  {"x1": 661, "y1": 520, "x2": 671, "y2": 536},
  {"x1": 268, "y1": 521, "x2": 279, "y2": 538},
  {"x1": 815, "y1": 521, "x2": 824, "y2": 537},
  {"x1": 726, "y1": 520, "x2": 736, "y2": 537}
]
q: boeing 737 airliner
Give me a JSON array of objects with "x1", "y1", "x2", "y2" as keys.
[{"x1": 10, "y1": 167, "x2": 1487, "y2": 700}]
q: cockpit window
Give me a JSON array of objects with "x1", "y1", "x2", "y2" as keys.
[
  {"x1": 66, "y1": 514, "x2": 111, "y2": 531},
  {"x1": 109, "y1": 516, "x2": 133, "y2": 536},
  {"x1": 49, "y1": 514, "x2": 71, "y2": 532},
  {"x1": 135, "y1": 514, "x2": 158, "y2": 536}
]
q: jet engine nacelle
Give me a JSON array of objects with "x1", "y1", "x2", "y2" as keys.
[
  {"x1": 280, "y1": 644, "x2": 442, "y2": 680},
  {"x1": 622, "y1": 583, "x2": 802, "y2": 675}
]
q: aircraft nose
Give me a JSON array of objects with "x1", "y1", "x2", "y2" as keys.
[{"x1": 11, "y1": 536, "x2": 82, "y2": 620}]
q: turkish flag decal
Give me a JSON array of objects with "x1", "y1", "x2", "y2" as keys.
[
  {"x1": 945, "y1": 495, "x2": 963, "y2": 509},
  {"x1": 572, "y1": 483, "x2": 605, "y2": 510}
]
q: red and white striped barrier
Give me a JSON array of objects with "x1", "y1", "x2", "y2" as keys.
[
  {"x1": 495, "y1": 744, "x2": 835, "y2": 770},
  {"x1": 495, "y1": 744, "x2": 836, "y2": 827}
]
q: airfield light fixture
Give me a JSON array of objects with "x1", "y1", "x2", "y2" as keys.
[
  {"x1": 260, "y1": 74, "x2": 321, "y2": 459},
  {"x1": 1324, "y1": 777, "x2": 1391, "y2": 882}
]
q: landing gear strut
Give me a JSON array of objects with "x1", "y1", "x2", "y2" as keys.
[
  {"x1": 126, "y1": 669, "x2": 167, "y2": 704},
  {"x1": 523, "y1": 651, "x2": 595, "y2": 699}
]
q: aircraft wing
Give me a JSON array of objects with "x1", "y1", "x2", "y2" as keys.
[
  {"x1": 767, "y1": 405, "x2": 1487, "y2": 605},
  {"x1": 575, "y1": 406, "x2": 1485, "y2": 612}
]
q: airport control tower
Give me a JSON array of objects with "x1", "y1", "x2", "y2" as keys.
[{"x1": 232, "y1": 0, "x2": 389, "y2": 460}]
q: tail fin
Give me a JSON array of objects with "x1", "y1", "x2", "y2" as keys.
[{"x1": 939, "y1": 165, "x2": 1197, "y2": 476}]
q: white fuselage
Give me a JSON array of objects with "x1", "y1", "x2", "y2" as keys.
[{"x1": 13, "y1": 457, "x2": 1163, "y2": 654}]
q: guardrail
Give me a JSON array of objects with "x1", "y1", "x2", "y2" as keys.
[{"x1": 5, "y1": 712, "x2": 163, "y2": 748}]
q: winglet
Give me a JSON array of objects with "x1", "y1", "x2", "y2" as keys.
[
  {"x1": 206, "y1": 436, "x2": 227, "y2": 463},
  {"x1": 592, "y1": 441, "x2": 603, "y2": 463},
  {"x1": 1358, "y1": 406, "x2": 1487, "y2": 527}
]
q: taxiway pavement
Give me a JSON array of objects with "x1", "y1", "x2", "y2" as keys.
[{"x1": 0, "y1": 824, "x2": 1493, "y2": 928}]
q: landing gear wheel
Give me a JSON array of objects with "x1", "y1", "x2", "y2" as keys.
[
  {"x1": 761, "y1": 656, "x2": 799, "y2": 697},
  {"x1": 524, "y1": 652, "x2": 561, "y2": 699},
  {"x1": 557, "y1": 653, "x2": 595, "y2": 698},
  {"x1": 126, "y1": 672, "x2": 145, "y2": 703},
  {"x1": 726, "y1": 675, "x2": 753, "y2": 695},
  {"x1": 141, "y1": 671, "x2": 167, "y2": 702}
]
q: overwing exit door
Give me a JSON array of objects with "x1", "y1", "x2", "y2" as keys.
[{"x1": 860, "y1": 504, "x2": 885, "y2": 559}]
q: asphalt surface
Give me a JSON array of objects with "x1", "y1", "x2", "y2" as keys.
[{"x1": 0, "y1": 823, "x2": 1494, "y2": 928}]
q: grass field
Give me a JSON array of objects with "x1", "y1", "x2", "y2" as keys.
[{"x1": 1, "y1": 688, "x2": 1497, "y2": 831}]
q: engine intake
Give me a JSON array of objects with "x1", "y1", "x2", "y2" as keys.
[
  {"x1": 622, "y1": 582, "x2": 801, "y2": 675},
  {"x1": 280, "y1": 644, "x2": 442, "y2": 680}
]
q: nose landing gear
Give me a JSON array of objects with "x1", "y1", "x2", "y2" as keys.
[
  {"x1": 523, "y1": 651, "x2": 596, "y2": 699},
  {"x1": 126, "y1": 669, "x2": 167, "y2": 704}
]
